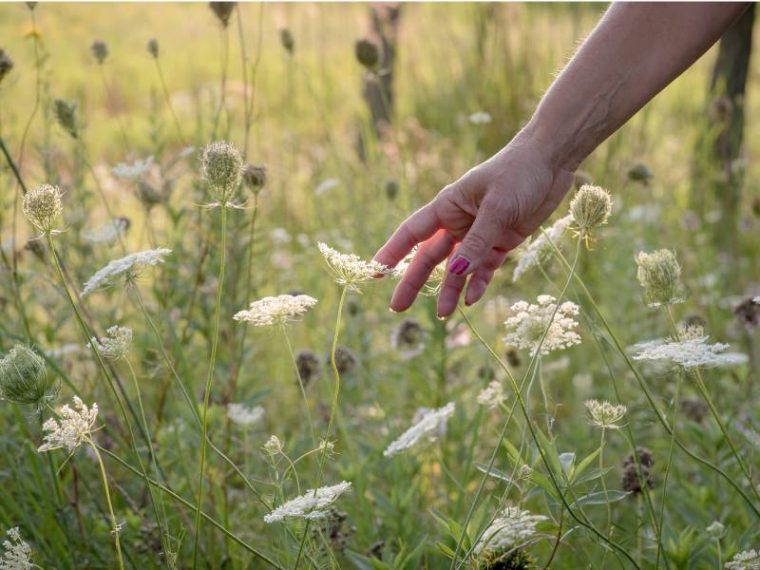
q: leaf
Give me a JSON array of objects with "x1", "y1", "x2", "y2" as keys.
[
  {"x1": 572, "y1": 448, "x2": 602, "y2": 483},
  {"x1": 559, "y1": 452, "x2": 576, "y2": 476},
  {"x1": 474, "y1": 463, "x2": 521, "y2": 487},
  {"x1": 572, "y1": 490, "x2": 630, "y2": 507}
]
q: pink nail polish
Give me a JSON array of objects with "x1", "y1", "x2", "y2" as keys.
[{"x1": 449, "y1": 256, "x2": 470, "y2": 276}]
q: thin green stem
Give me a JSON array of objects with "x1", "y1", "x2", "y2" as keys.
[
  {"x1": 281, "y1": 326, "x2": 317, "y2": 446},
  {"x1": 152, "y1": 57, "x2": 187, "y2": 145},
  {"x1": 88, "y1": 440, "x2": 124, "y2": 570}
]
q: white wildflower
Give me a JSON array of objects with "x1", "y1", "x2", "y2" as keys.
[
  {"x1": 726, "y1": 549, "x2": 760, "y2": 570},
  {"x1": 263, "y1": 435, "x2": 283, "y2": 455},
  {"x1": 632, "y1": 326, "x2": 748, "y2": 369},
  {"x1": 474, "y1": 506, "x2": 547, "y2": 556},
  {"x1": 81, "y1": 248, "x2": 171, "y2": 296},
  {"x1": 38, "y1": 396, "x2": 98, "y2": 453},
  {"x1": 0, "y1": 527, "x2": 32, "y2": 570},
  {"x1": 503, "y1": 295, "x2": 581, "y2": 356},
  {"x1": 314, "y1": 178, "x2": 340, "y2": 196},
  {"x1": 318, "y1": 242, "x2": 388, "y2": 290},
  {"x1": 584, "y1": 399, "x2": 627, "y2": 430},
  {"x1": 512, "y1": 215, "x2": 572, "y2": 282},
  {"x1": 468, "y1": 111, "x2": 492, "y2": 125},
  {"x1": 477, "y1": 380, "x2": 506, "y2": 409},
  {"x1": 705, "y1": 521, "x2": 724, "y2": 538},
  {"x1": 227, "y1": 403, "x2": 265, "y2": 426},
  {"x1": 88, "y1": 325, "x2": 132, "y2": 361},
  {"x1": 384, "y1": 402, "x2": 455, "y2": 457},
  {"x1": 263, "y1": 481, "x2": 351, "y2": 524},
  {"x1": 82, "y1": 218, "x2": 129, "y2": 245},
  {"x1": 111, "y1": 156, "x2": 154, "y2": 180},
  {"x1": 233, "y1": 294, "x2": 317, "y2": 327}
]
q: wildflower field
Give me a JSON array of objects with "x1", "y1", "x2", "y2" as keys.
[{"x1": 1, "y1": 3, "x2": 760, "y2": 569}]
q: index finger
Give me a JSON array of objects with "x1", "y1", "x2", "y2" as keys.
[{"x1": 373, "y1": 203, "x2": 440, "y2": 269}]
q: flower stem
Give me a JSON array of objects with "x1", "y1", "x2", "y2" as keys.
[
  {"x1": 281, "y1": 326, "x2": 317, "y2": 446},
  {"x1": 88, "y1": 440, "x2": 124, "y2": 570}
]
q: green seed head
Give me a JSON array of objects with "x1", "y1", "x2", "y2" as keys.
[
  {"x1": 209, "y1": 1, "x2": 235, "y2": 27},
  {"x1": 147, "y1": 38, "x2": 159, "y2": 59},
  {"x1": 280, "y1": 28, "x2": 295, "y2": 55},
  {"x1": 355, "y1": 39, "x2": 380, "y2": 70},
  {"x1": 53, "y1": 98, "x2": 80, "y2": 139},
  {"x1": 0, "y1": 345, "x2": 54, "y2": 406},
  {"x1": 201, "y1": 140, "x2": 243, "y2": 202},
  {"x1": 635, "y1": 249, "x2": 685, "y2": 307},
  {"x1": 242, "y1": 164, "x2": 267, "y2": 193},
  {"x1": 0, "y1": 49, "x2": 14, "y2": 85},
  {"x1": 23, "y1": 184, "x2": 63, "y2": 233},
  {"x1": 91, "y1": 40, "x2": 108, "y2": 64},
  {"x1": 569, "y1": 184, "x2": 612, "y2": 236}
]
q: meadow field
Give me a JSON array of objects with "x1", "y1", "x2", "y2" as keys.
[{"x1": 0, "y1": 3, "x2": 759, "y2": 568}]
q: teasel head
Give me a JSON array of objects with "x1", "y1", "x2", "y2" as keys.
[
  {"x1": 0, "y1": 49, "x2": 13, "y2": 85},
  {"x1": 242, "y1": 164, "x2": 267, "y2": 194},
  {"x1": 23, "y1": 184, "x2": 63, "y2": 234},
  {"x1": 53, "y1": 98, "x2": 80, "y2": 139},
  {"x1": 296, "y1": 350, "x2": 321, "y2": 387},
  {"x1": 569, "y1": 184, "x2": 612, "y2": 240},
  {"x1": 0, "y1": 345, "x2": 56, "y2": 407},
  {"x1": 621, "y1": 447, "x2": 655, "y2": 494},
  {"x1": 209, "y1": 2, "x2": 236, "y2": 27},
  {"x1": 91, "y1": 40, "x2": 108, "y2": 64},
  {"x1": 280, "y1": 28, "x2": 295, "y2": 55},
  {"x1": 147, "y1": 38, "x2": 159, "y2": 59},
  {"x1": 201, "y1": 140, "x2": 243, "y2": 203},
  {"x1": 355, "y1": 38, "x2": 380, "y2": 71},
  {"x1": 635, "y1": 249, "x2": 685, "y2": 307}
]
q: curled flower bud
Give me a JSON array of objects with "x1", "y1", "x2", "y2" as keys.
[
  {"x1": 53, "y1": 98, "x2": 80, "y2": 139},
  {"x1": 263, "y1": 435, "x2": 283, "y2": 455},
  {"x1": 91, "y1": 40, "x2": 108, "y2": 64},
  {"x1": 635, "y1": 249, "x2": 685, "y2": 307},
  {"x1": 209, "y1": 1, "x2": 236, "y2": 27},
  {"x1": 0, "y1": 345, "x2": 55, "y2": 406},
  {"x1": 147, "y1": 38, "x2": 159, "y2": 59},
  {"x1": 242, "y1": 164, "x2": 267, "y2": 193},
  {"x1": 201, "y1": 140, "x2": 243, "y2": 203},
  {"x1": 355, "y1": 39, "x2": 380, "y2": 70},
  {"x1": 569, "y1": 184, "x2": 612, "y2": 237},
  {"x1": 0, "y1": 49, "x2": 13, "y2": 85},
  {"x1": 280, "y1": 28, "x2": 295, "y2": 55},
  {"x1": 23, "y1": 184, "x2": 63, "y2": 233}
]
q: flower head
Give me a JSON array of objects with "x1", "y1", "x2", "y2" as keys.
[
  {"x1": 635, "y1": 249, "x2": 685, "y2": 307},
  {"x1": 88, "y1": 326, "x2": 132, "y2": 361},
  {"x1": 0, "y1": 345, "x2": 54, "y2": 406},
  {"x1": 477, "y1": 380, "x2": 506, "y2": 409},
  {"x1": 705, "y1": 521, "x2": 725, "y2": 538},
  {"x1": 503, "y1": 295, "x2": 581, "y2": 356},
  {"x1": 317, "y1": 242, "x2": 387, "y2": 290},
  {"x1": 390, "y1": 319, "x2": 426, "y2": 359},
  {"x1": 242, "y1": 164, "x2": 267, "y2": 193},
  {"x1": 112, "y1": 156, "x2": 154, "y2": 181},
  {"x1": 569, "y1": 184, "x2": 612, "y2": 237},
  {"x1": 585, "y1": 399, "x2": 627, "y2": 430},
  {"x1": 726, "y1": 550, "x2": 760, "y2": 570},
  {"x1": 83, "y1": 217, "x2": 130, "y2": 245},
  {"x1": 296, "y1": 350, "x2": 321, "y2": 386},
  {"x1": 227, "y1": 403, "x2": 265, "y2": 427},
  {"x1": 233, "y1": 294, "x2": 317, "y2": 327},
  {"x1": 1, "y1": 527, "x2": 33, "y2": 570},
  {"x1": 202, "y1": 140, "x2": 243, "y2": 203},
  {"x1": 263, "y1": 435, "x2": 283, "y2": 455},
  {"x1": 209, "y1": 1, "x2": 235, "y2": 27},
  {"x1": 91, "y1": 40, "x2": 108, "y2": 64},
  {"x1": 81, "y1": 248, "x2": 171, "y2": 296},
  {"x1": 355, "y1": 39, "x2": 380, "y2": 70},
  {"x1": 38, "y1": 396, "x2": 98, "y2": 453},
  {"x1": 264, "y1": 481, "x2": 351, "y2": 524},
  {"x1": 23, "y1": 184, "x2": 63, "y2": 233},
  {"x1": 512, "y1": 215, "x2": 572, "y2": 283},
  {"x1": 621, "y1": 447, "x2": 655, "y2": 494},
  {"x1": 52, "y1": 98, "x2": 79, "y2": 139},
  {"x1": 0, "y1": 49, "x2": 13, "y2": 85},
  {"x1": 632, "y1": 326, "x2": 748, "y2": 369},
  {"x1": 474, "y1": 506, "x2": 547, "y2": 557},
  {"x1": 384, "y1": 402, "x2": 455, "y2": 457},
  {"x1": 147, "y1": 38, "x2": 159, "y2": 58}
]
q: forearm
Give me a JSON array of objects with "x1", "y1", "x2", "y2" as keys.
[{"x1": 523, "y1": 2, "x2": 749, "y2": 171}]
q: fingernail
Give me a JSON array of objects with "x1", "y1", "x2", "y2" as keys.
[
  {"x1": 449, "y1": 256, "x2": 470, "y2": 276},
  {"x1": 389, "y1": 306, "x2": 398, "y2": 313},
  {"x1": 436, "y1": 314, "x2": 447, "y2": 321}
]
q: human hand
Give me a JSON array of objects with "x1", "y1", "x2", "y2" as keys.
[{"x1": 374, "y1": 133, "x2": 575, "y2": 317}]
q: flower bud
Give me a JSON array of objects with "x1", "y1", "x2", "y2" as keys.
[
  {"x1": 569, "y1": 184, "x2": 612, "y2": 236},
  {"x1": 355, "y1": 39, "x2": 380, "y2": 70},
  {"x1": 23, "y1": 184, "x2": 63, "y2": 233},
  {"x1": 242, "y1": 164, "x2": 266, "y2": 193},
  {"x1": 147, "y1": 38, "x2": 159, "y2": 59},
  {"x1": 0, "y1": 49, "x2": 13, "y2": 85},
  {"x1": 263, "y1": 435, "x2": 282, "y2": 455},
  {"x1": 635, "y1": 249, "x2": 685, "y2": 307},
  {"x1": 0, "y1": 345, "x2": 55, "y2": 406},
  {"x1": 209, "y1": 1, "x2": 236, "y2": 27},
  {"x1": 384, "y1": 179, "x2": 399, "y2": 201},
  {"x1": 91, "y1": 40, "x2": 108, "y2": 64},
  {"x1": 627, "y1": 162, "x2": 653, "y2": 184},
  {"x1": 53, "y1": 98, "x2": 80, "y2": 139},
  {"x1": 280, "y1": 28, "x2": 295, "y2": 55},
  {"x1": 201, "y1": 140, "x2": 243, "y2": 203}
]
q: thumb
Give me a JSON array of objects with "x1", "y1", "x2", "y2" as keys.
[{"x1": 448, "y1": 212, "x2": 505, "y2": 277}]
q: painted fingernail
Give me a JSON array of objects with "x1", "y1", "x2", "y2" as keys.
[
  {"x1": 449, "y1": 256, "x2": 470, "y2": 276},
  {"x1": 389, "y1": 306, "x2": 398, "y2": 313}
]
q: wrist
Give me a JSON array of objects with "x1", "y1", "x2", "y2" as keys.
[{"x1": 518, "y1": 114, "x2": 585, "y2": 174}]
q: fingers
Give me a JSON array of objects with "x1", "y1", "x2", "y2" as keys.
[
  {"x1": 374, "y1": 203, "x2": 440, "y2": 269},
  {"x1": 390, "y1": 229, "x2": 454, "y2": 312},
  {"x1": 464, "y1": 249, "x2": 508, "y2": 306},
  {"x1": 446, "y1": 208, "x2": 505, "y2": 278}
]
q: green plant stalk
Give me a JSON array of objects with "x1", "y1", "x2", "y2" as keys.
[
  {"x1": 96, "y1": 65, "x2": 130, "y2": 152},
  {"x1": 152, "y1": 57, "x2": 187, "y2": 144},
  {"x1": 88, "y1": 439, "x2": 124, "y2": 570},
  {"x1": 599, "y1": 428, "x2": 611, "y2": 540},
  {"x1": 193, "y1": 204, "x2": 228, "y2": 569},
  {"x1": 281, "y1": 325, "x2": 318, "y2": 446}
]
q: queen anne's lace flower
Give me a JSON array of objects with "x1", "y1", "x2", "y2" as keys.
[
  {"x1": 233, "y1": 295, "x2": 317, "y2": 327},
  {"x1": 0, "y1": 527, "x2": 32, "y2": 570},
  {"x1": 632, "y1": 326, "x2": 748, "y2": 369},
  {"x1": 503, "y1": 295, "x2": 581, "y2": 356},
  {"x1": 23, "y1": 184, "x2": 63, "y2": 233},
  {"x1": 474, "y1": 507, "x2": 547, "y2": 556},
  {"x1": 227, "y1": 403, "x2": 265, "y2": 426},
  {"x1": 384, "y1": 402, "x2": 455, "y2": 457},
  {"x1": 38, "y1": 397, "x2": 98, "y2": 453},
  {"x1": 82, "y1": 218, "x2": 130, "y2": 245},
  {"x1": 512, "y1": 215, "x2": 572, "y2": 283},
  {"x1": 88, "y1": 326, "x2": 132, "y2": 361},
  {"x1": 392, "y1": 248, "x2": 446, "y2": 295},
  {"x1": 112, "y1": 156, "x2": 154, "y2": 180},
  {"x1": 477, "y1": 380, "x2": 506, "y2": 409},
  {"x1": 263, "y1": 481, "x2": 352, "y2": 524},
  {"x1": 726, "y1": 549, "x2": 760, "y2": 570},
  {"x1": 318, "y1": 242, "x2": 387, "y2": 290},
  {"x1": 585, "y1": 399, "x2": 627, "y2": 429},
  {"x1": 81, "y1": 248, "x2": 171, "y2": 296}
]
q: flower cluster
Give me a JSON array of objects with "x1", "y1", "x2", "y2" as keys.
[
  {"x1": 0, "y1": 527, "x2": 32, "y2": 570},
  {"x1": 477, "y1": 380, "x2": 506, "y2": 409},
  {"x1": 227, "y1": 403, "x2": 265, "y2": 427},
  {"x1": 512, "y1": 215, "x2": 572, "y2": 283},
  {"x1": 632, "y1": 326, "x2": 747, "y2": 369},
  {"x1": 201, "y1": 140, "x2": 243, "y2": 203},
  {"x1": 503, "y1": 295, "x2": 581, "y2": 356},
  {"x1": 88, "y1": 326, "x2": 133, "y2": 361},
  {"x1": 112, "y1": 156, "x2": 154, "y2": 180},
  {"x1": 38, "y1": 397, "x2": 98, "y2": 453},
  {"x1": 81, "y1": 248, "x2": 172, "y2": 296},
  {"x1": 635, "y1": 249, "x2": 685, "y2": 307},
  {"x1": 83, "y1": 217, "x2": 130, "y2": 245},
  {"x1": 264, "y1": 481, "x2": 352, "y2": 524},
  {"x1": 474, "y1": 506, "x2": 547, "y2": 556},
  {"x1": 569, "y1": 184, "x2": 612, "y2": 237},
  {"x1": 0, "y1": 345, "x2": 52, "y2": 406},
  {"x1": 726, "y1": 549, "x2": 760, "y2": 570},
  {"x1": 384, "y1": 402, "x2": 455, "y2": 457},
  {"x1": 233, "y1": 294, "x2": 318, "y2": 327},
  {"x1": 585, "y1": 399, "x2": 627, "y2": 430},
  {"x1": 22, "y1": 184, "x2": 63, "y2": 233},
  {"x1": 318, "y1": 242, "x2": 387, "y2": 290}
]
